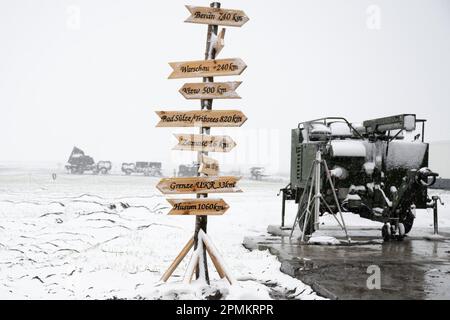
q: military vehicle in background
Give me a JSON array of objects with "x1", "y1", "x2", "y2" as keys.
[
  {"x1": 250, "y1": 167, "x2": 268, "y2": 180},
  {"x1": 65, "y1": 147, "x2": 112, "y2": 175},
  {"x1": 177, "y1": 162, "x2": 199, "y2": 177},
  {"x1": 121, "y1": 162, "x2": 162, "y2": 176},
  {"x1": 280, "y1": 114, "x2": 439, "y2": 241}
]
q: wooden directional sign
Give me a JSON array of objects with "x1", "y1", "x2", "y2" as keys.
[
  {"x1": 199, "y1": 155, "x2": 219, "y2": 176},
  {"x1": 168, "y1": 58, "x2": 246, "y2": 79},
  {"x1": 179, "y1": 81, "x2": 241, "y2": 100},
  {"x1": 167, "y1": 198, "x2": 229, "y2": 216},
  {"x1": 155, "y1": 110, "x2": 247, "y2": 128},
  {"x1": 185, "y1": 5, "x2": 249, "y2": 27},
  {"x1": 157, "y1": 176, "x2": 241, "y2": 195},
  {"x1": 173, "y1": 134, "x2": 236, "y2": 153}
]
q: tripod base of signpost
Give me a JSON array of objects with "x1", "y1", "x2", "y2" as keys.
[{"x1": 160, "y1": 230, "x2": 235, "y2": 285}]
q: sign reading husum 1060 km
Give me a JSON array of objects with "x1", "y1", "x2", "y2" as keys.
[
  {"x1": 155, "y1": 110, "x2": 247, "y2": 127},
  {"x1": 167, "y1": 198, "x2": 229, "y2": 216},
  {"x1": 168, "y1": 58, "x2": 247, "y2": 79}
]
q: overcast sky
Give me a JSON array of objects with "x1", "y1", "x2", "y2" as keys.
[{"x1": 0, "y1": 0, "x2": 449, "y2": 173}]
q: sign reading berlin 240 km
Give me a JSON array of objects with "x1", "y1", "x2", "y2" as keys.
[
  {"x1": 155, "y1": 110, "x2": 247, "y2": 127},
  {"x1": 185, "y1": 5, "x2": 249, "y2": 27}
]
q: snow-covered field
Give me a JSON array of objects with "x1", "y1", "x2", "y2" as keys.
[
  {"x1": 0, "y1": 171, "x2": 322, "y2": 300},
  {"x1": 1, "y1": 170, "x2": 449, "y2": 300}
]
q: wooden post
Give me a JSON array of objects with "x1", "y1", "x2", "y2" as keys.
[{"x1": 194, "y1": 1, "x2": 221, "y2": 284}]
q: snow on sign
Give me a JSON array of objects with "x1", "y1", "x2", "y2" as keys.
[
  {"x1": 173, "y1": 133, "x2": 236, "y2": 152},
  {"x1": 185, "y1": 5, "x2": 249, "y2": 27},
  {"x1": 168, "y1": 58, "x2": 247, "y2": 79},
  {"x1": 179, "y1": 81, "x2": 242, "y2": 100},
  {"x1": 156, "y1": 176, "x2": 242, "y2": 195},
  {"x1": 167, "y1": 198, "x2": 229, "y2": 216},
  {"x1": 155, "y1": 110, "x2": 247, "y2": 127},
  {"x1": 156, "y1": 1, "x2": 247, "y2": 285}
]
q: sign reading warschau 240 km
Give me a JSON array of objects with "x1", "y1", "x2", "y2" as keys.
[
  {"x1": 155, "y1": 110, "x2": 247, "y2": 127},
  {"x1": 168, "y1": 58, "x2": 247, "y2": 79},
  {"x1": 185, "y1": 5, "x2": 249, "y2": 27}
]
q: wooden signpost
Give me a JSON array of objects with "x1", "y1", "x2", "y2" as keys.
[
  {"x1": 173, "y1": 134, "x2": 236, "y2": 152},
  {"x1": 156, "y1": 1, "x2": 248, "y2": 286},
  {"x1": 168, "y1": 58, "x2": 247, "y2": 79},
  {"x1": 155, "y1": 110, "x2": 247, "y2": 127},
  {"x1": 179, "y1": 81, "x2": 241, "y2": 100}
]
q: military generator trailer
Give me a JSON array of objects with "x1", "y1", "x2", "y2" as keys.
[
  {"x1": 280, "y1": 114, "x2": 439, "y2": 241},
  {"x1": 121, "y1": 162, "x2": 162, "y2": 176},
  {"x1": 65, "y1": 147, "x2": 112, "y2": 175}
]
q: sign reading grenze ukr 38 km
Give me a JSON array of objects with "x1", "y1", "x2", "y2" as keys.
[
  {"x1": 168, "y1": 58, "x2": 246, "y2": 79},
  {"x1": 157, "y1": 176, "x2": 242, "y2": 195},
  {"x1": 155, "y1": 110, "x2": 247, "y2": 127}
]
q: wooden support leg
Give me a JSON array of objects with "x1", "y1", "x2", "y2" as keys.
[
  {"x1": 199, "y1": 230, "x2": 235, "y2": 285},
  {"x1": 160, "y1": 237, "x2": 194, "y2": 282}
]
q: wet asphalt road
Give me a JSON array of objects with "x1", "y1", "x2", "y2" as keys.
[{"x1": 243, "y1": 227, "x2": 450, "y2": 300}]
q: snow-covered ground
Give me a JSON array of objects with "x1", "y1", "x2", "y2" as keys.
[{"x1": 0, "y1": 171, "x2": 322, "y2": 300}]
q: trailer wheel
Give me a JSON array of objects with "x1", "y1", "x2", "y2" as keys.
[
  {"x1": 397, "y1": 223, "x2": 406, "y2": 241},
  {"x1": 402, "y1": 212, "x2": 415, "y2": 234},
  {"x1": 382, "y1": 223, "x2": 391, "y2": 242}
]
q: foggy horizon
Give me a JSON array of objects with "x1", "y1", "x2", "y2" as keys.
[{"x1": 1, "y1": 0, "x2": 449, "y2": 174}]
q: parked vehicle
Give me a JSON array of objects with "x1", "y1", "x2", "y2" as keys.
[
  {"x1": 65, "y1": 147, "x2": 112, "y2": 175},
  {"x1": 121, "y1": 162, "x2": 162, "y2": 176}
]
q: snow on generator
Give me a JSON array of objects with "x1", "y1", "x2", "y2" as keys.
[
  {"x1": 280, "y1": 114, "x2": 439, "y2": 241},
  {"x1": 65, "y1": 147, "x2": 112, "y2": 175},
  {"x1": 121, "y1": 162, "x2": 162, "y2": 176}
]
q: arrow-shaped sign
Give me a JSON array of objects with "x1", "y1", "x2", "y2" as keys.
[
  {"x1": 173, "y1": 134, "x2": 236, "y2": 153},
  {"x1": 167, "y1": 198, "x2": 229, "y2": 216},
  {"x1": 168, "y1": 58, "x2": 247, "y2": 79},
  {"x1": 199, "y1": 155, "x2": 219, "y2": 176},
  {"x1": 185, "y1": 5, "x2": 249, "y2": 27},
  {"x1": 155, "y1": 110, "x2": 247, "y2": 128},
  {"x1": 179, "y1": 81, "x2": 241, "y2": 100},
  {"x1": 156, "y1": 176, "x2": 241, "y2": 194}
]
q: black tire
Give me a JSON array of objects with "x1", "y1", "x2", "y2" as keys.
[
  {"x1": 101, "y1": 168, "x2": 107, "y2": 174},
  {"x1": 402, "y1": 212, "x2": 415, "y2": 234},
  {"x1": 382, "y1": 224, "x2": 391, "y2": 242}
]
